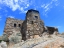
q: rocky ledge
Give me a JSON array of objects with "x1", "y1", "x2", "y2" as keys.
[{"x1": 0, "y1": 32, "x2": 64, "y2": 48}]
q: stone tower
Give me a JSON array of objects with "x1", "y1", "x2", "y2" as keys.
[
  {"x1": 4, "y1": 18, "x2": 23, "y2": 36},
  {"x1": 21, "y1": 9, "x2": 44, "y2": 40}
]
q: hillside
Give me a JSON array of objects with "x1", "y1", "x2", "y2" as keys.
[{"x1": 0, "y1": 32, "x2": 64, "y2": 48}]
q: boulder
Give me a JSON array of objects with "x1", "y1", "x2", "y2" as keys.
[{"x1": 0, "y1": 41, "x2": 7, "y2": 48}]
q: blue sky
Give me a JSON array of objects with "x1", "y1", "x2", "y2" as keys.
[{"x1": 0, "y1": 0, "x2": 64, "y2": 36}]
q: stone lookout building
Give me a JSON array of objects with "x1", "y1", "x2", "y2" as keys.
[{"x1": 4, "y1": 9, "x2": 58, "y2": 40}]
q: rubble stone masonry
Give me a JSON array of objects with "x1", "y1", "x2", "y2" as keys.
[{"x1": 4, "y1": 9, "x2": 58, "y2": 40}]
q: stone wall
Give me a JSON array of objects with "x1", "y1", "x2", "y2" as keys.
[
  {"x1": 4, "y1": 18, "x2": 23, "y2": 36},
  {"x1": 21, "y1": 20, "x2": 27, "y2": 40},
  {"x1": 45, "y1": 26, "x2": 58, "y2": 34}
]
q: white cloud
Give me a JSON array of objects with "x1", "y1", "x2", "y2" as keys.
[
  {"x1": 8, "y1": 16, "x2": 14, "y2": 18},
  {"x1": 44, "y1": 4, "x2": 51, "y2": 12},
  {"x1": 25, "y1": 4, "x2": 29, "y2": 8},
  {"x1": 41, "y1": 0, "x2": 59, "y2": 16},
  {"x1": 41, "y1": 4, "x2": 45, "y2": 8},
  {"x1": 14, "y1": 0, "x2": 18, "y2": 3},
  {"x1": 0, "y1": 0, "x2": 59, "y2": 14},
  {"x1": 0, "y1": 0, "x2": 30, "y2": 13}
]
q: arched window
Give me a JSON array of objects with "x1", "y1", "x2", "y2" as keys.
[
  {"x1": 14, "y1": 23, "x2": 16, "y2": 27},
  {"x1": 18, "y1": 24, "x2": 21, "y2": 27}
]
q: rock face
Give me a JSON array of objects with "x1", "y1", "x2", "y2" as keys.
[
  {"x1": 0, "y1": 33, "x2": 64, "y2": 48},
  {"x1": 10, "y1": 35, "x2": 64, "y2": 48},
  {"x1": 33, "y1": 37, "x2": 64, "y2": 48}
]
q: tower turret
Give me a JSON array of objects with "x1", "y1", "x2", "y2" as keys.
[{"x1": 21, "y1": 9, "x2": 44, "y2": 40}]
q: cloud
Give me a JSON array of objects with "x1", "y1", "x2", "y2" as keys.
[
  {"x1": 0, "y1": 0, "x2": 59, "y2": 14},
  {"x1": 0, "y1": 0, "x2": 30, "y2": 13},
  {"x1": 41, "y1": 0, "x2": 59, "y2": 16},
  {"x1": 8, "y1": 16, "x2": 14, "y2": 18}
]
